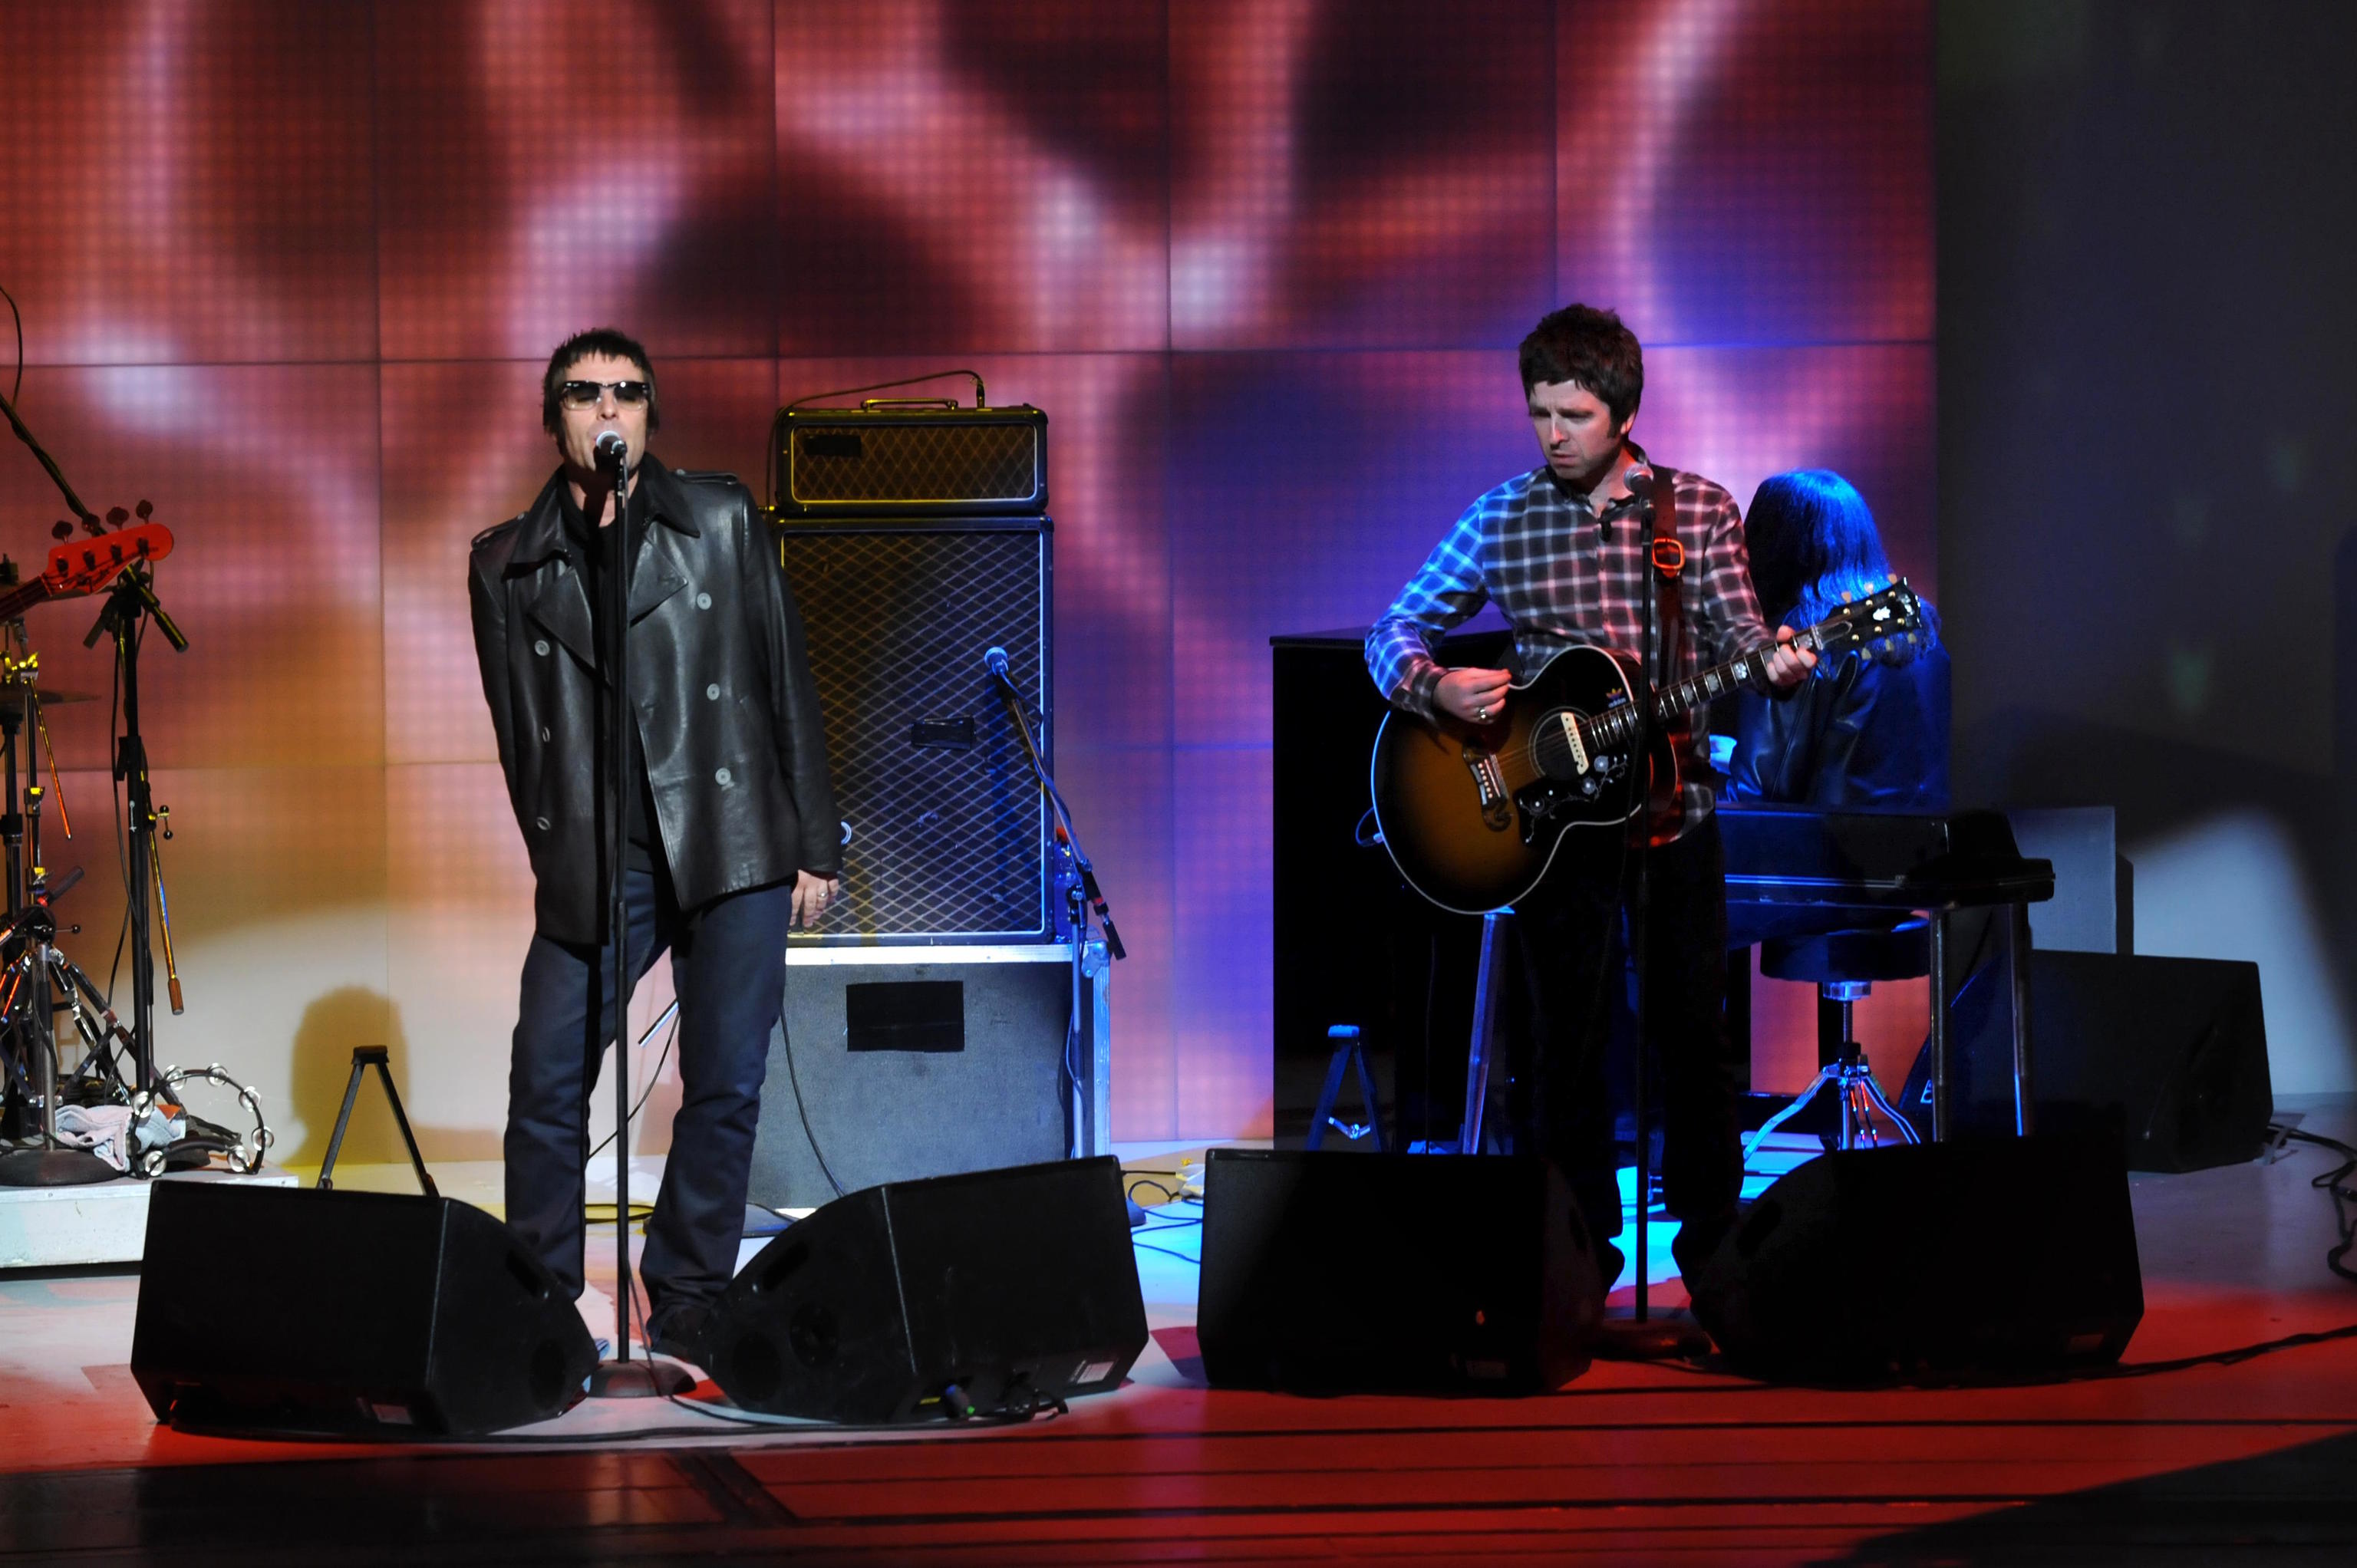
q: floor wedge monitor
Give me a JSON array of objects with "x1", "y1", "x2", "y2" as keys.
[
  {"x1": 1198, "y1": 1150, "x2": 1600, "y2": 1394},
  {"x1": 1687, "y1": 1131, "x2": 2144, "y2": 1384},
  {"x1": 130, "y1": 1181, "x2": 596, "y2": 1436},
  {"x1": 708, "y1": 1156, "x2": 1146, "y2": 1423}
]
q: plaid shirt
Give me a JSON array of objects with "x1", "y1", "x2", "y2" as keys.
[{"x1": 1366, "y1": 450, "x2": 1778, "y2": 838}]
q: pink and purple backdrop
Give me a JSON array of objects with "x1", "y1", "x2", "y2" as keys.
[{"x1": 0, "y1": 0, "x2": 1931, "y2": 1155}]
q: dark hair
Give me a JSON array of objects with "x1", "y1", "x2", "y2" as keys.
[
  {"x1": 541, "y1": 327, "x2": 661, "y2": 436},
  {"x1": 1744, "y1": 469, "x2": 1909, "y2": 637},
  {"x1": 1518, "y1": 305, "x2": 1643, "y2": 427}
]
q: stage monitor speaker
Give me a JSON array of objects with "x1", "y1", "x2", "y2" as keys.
[
  {"x1": 707, "y1": 1156, "x2": 1146, "y2": 1423},
  {"x1": 130, "y1": 1182, "x2": 595, "y2": 1436},
  {"x1": 2029, "y1": 950, "x2": 2270, "y2": 1171},
  {"x1": 778, "y1": 518, "x2": 1053, "y2": 944},
  {"x1": 1898, "y1": 950, "x2": 2271, "y2": 1171},
  {"x1": 776, "y1": 405, "x2": 1047, "y2": 516},
  {"x1": 751, "y1": 944, "x2": 1107, "y2": 1211},
  {"x1": 1198, "y1": 1150, "x2": 1599, "y2": 1394},
  {"x1": 1687, "y1": 1132, "x2": 2144, "y2": 1384}
]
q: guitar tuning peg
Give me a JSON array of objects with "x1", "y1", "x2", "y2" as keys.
[
  {"x1": 135, "y1": 499, "x2": 153, "y2": 519},
  {"x1": 51, "y1": 521, "x2": 72, "y2": 540},
  {"x1": 105, "y1": 506, "x2": 130, "y2": 528},
  {"x1": 1840, "y1": 590, "x2": 1853, "y2": 604}
]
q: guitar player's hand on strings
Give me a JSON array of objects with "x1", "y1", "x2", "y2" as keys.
[
  {"x1": 1763, "y1": 624, "x2": 1818, "y2": 687},
  {"x1": 1436, "y1": 666, "x2": 1514, "y2": 726}
]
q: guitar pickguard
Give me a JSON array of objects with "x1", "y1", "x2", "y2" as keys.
[{"x1": 1512, "y1": 731, "x2": 1629, "y2": 843}]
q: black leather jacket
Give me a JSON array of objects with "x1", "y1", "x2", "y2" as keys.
[
  {"x1": 1720, "y1": 606, "x2": 1951, "y2": 810},
  {"x1": 469, "y1": 460, "x2": 839, "y2": 944}
]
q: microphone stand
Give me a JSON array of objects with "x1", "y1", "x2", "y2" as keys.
[
  {"x1": 1597, "y1": 464, "x2": 1709, "y2": 1358},
  {"x1": 587, "y1": 447, "x2": 686, "y2": 1398},
  {"x1": 981, "y1": 655, "x2": 1124, "y2": 1187},
  {"x1": 1627, "y1": 469, "x2": 1658, "y2": 1327}
]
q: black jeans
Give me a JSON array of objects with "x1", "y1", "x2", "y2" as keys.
[
  {"x1": 503, "y1": 865, "x2": 795, "y2": 1316},
  {"x1": 1508, "y1": 815, "x2": 1742, "y2": 1253}
]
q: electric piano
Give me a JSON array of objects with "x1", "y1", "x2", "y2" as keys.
[{"x1": 1719, "y1": 802, "x2": 2055, "y2": 1139}]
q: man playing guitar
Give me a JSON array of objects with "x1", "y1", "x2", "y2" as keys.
[{"x1": 1365, "y1": 304, "x2": 1814, "y2": 1296}]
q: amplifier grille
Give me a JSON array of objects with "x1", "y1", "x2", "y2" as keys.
[{"x1": 781, "y1": 522, "x2": 1051, "y2": 941}]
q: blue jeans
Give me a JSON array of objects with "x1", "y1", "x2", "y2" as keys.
[{"x1": 503, "y1": 866, "x2": 795, "y2": 1314}]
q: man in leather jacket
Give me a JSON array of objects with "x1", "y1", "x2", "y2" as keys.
[{"x1": 469, "y1": 327, "x2": 840, "y2": 1365}]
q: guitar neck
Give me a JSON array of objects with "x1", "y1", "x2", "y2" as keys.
[
  {"x1": 0, "y1": 578, "x2": 53, "y2": 624},
  {"x1": 1583, "y1": 619, "x2": 1845, "y2": 749}
]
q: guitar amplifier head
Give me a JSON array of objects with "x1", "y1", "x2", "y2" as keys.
[{"x1": 778, "y1": 405, "x2": 1047, "y2": 517}]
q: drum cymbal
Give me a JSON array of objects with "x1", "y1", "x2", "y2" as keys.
[{"x1": 0, "y1": 684, "x2": 97, "y2": 706}]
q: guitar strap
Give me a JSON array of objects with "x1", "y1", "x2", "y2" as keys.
[
  {"x1": 1644, "y1": 465, "x2": 1687, "y2": 667},
  {"x1": 1636, "y1": 466, "x2": 1689, "y2": 837}
]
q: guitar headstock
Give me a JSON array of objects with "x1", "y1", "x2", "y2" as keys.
[
  {"x1": 41, "y1": 507, "x2": 173, "y2": 599},
  {"x1": 1810, "y1": 577, "x2": 1927, "y2": 664}
]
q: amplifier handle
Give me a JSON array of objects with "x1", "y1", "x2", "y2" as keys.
[{"x1": 860, "y1": 397, "x2": 961, "y2": 410}]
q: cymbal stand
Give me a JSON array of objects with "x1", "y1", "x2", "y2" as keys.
[{"x1": 0, "y1": 681, "x2": 114, "y2": 1187}]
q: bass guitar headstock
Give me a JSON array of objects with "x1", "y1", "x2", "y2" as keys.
[{"x1": 42, "y1": 500, "x2": 173, "y2": 598}]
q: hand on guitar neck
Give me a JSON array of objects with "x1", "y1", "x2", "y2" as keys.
[{"x1": 1431, "y1": 626, "x2": 1814, "y2": 726}]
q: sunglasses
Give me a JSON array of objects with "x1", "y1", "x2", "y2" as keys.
[{"x1": 557, "y1": 379, "x2": 651, "y2": 409}]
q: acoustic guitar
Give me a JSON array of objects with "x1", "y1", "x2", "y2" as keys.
[{"x1": 1369, "y1": 579, "x2": 1924, "y2": 914}]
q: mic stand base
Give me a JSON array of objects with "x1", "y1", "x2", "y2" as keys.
[
  {"x1": 1590, "y1": 1306, "x2": 1712, "y2": 1362},
  {"x1": 0, "y1": 1145, "x2": 118, "y2": 1187},
  {"x1": 590, "y1": 1355, "x2": 694, "y2": 1399}
]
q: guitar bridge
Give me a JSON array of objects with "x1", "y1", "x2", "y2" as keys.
[{"x1": 1462, "y1": 746, "x2": 1513, "y2": 832}]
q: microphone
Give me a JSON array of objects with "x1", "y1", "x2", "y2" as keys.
[
  {"x1": 1624, "y1": 465, "x2": 1655, "y2": 502},
  {"x1": 595, "y1": 430, "x2": 628, "y2": 477},
  {"x1": 983, "y1": 645, "x2": 1012, "y2": 681}
]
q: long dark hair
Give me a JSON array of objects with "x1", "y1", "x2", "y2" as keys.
[{"x1": 1744, "y1": 469, "x2": 1910, "y2": 638}]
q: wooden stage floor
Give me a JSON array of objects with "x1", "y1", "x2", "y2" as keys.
[{"x1": 4, "y1": 1110, "x2": 2356, "y2": 1566}]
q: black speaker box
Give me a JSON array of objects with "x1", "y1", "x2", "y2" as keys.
[
  {"x1": 1198, "y1": 1150, "x2": 1599, "y2": 1394},
  {"x1": 751, "y1": 949, "x2": 1102, "y2": 1211},
  {"x1": 130, "y1": 1182, "x2": 596, "y2": 1435},
  {"x1": 707, "y1": 1157, "x2": 1146, "y2": 1423},
  {"x1": 1688, "y1": 1132, "x2": 2144, "y2": 1384},
  {"x1": 1899, "y1": 950, "x2": 2272, "y2": 1171},
  {"x1": 778, "y1": 519, "x2": 1053, "y2": 943}
]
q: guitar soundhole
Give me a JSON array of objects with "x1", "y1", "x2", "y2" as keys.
[{"x1": 1529, "y1": 708, "x2": 1589, "y2": 781}]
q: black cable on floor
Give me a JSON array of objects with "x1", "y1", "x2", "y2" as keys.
[{"x1": 2273, "y1": 1125, "x2": 2357, "y2": 1285}]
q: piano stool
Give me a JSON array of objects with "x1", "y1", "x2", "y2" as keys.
[{"x1": 1744, "y1": 923, "x2": 1930, "y2": 1161}]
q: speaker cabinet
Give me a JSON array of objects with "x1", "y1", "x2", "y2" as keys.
[
  {"x1": 1900, "y1": 950, "x2": 2272, "y2": 1171},
  {"x1": 130, "y1": 1182, "x2": 596, "y2": 1436},
  {"x1": 753, "y1": 944, "x2": 1111, "y2": 1212},
  {"x1": 707, "y1": 1157, "x2": 1146, "y2": 1423},
  {"x1": 1688, "y1": 1132, "x2": 2144, "y2": 1384},
  {"x1": 1198, "y1": 1150, "x2": 1599, "y2": 1394},
  {"x1": 778, "y1": 519, "x2": 1053, "y2": 944}
]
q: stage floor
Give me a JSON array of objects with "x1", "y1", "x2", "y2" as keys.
[{"x1": 4, "y1": 1112, "x2": 2356, "y2": 1566}]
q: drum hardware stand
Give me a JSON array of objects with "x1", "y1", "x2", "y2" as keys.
[{"x1": 0, "y1": 738, "x2": 115, "y2": 1185}]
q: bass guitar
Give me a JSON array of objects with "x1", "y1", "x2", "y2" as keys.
[
  {"x1": 1369, "y1": 578, "x2": 1924, "y2": 914},
  {"x1": 1, "y1": 516, "x2": 176, "y2": 621}
]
